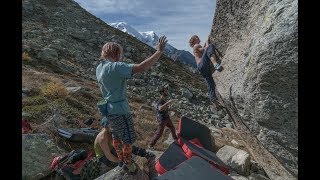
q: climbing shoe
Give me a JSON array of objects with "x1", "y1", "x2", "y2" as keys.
[{"x1": 214, "y1": 64, "x2": 224, "y2": 72}]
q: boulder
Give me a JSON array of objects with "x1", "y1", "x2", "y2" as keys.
[
  {"x1": 22, "y1": 134, "x2": 65, "y2": 179},
  {"x1": 95, "y1": 164, "x2": 149, "y2": 180},
  {"x1": 216, "y1": 145, "x2": 251, "y2": 176},
  {"x1": 211, "y1": 0, "x2": 298, "y2": 175}
]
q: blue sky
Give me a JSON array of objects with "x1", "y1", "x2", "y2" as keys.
[{"x1": 73, "y1": 0, "x2": 217, "y2": 53}]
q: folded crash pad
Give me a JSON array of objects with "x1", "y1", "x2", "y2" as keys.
[
  {"x1": 155, "y1": 142, "x2": 188, "y2": 175},
  {"x1": 180, "y1": 138, "x2": 230, "y2": 174},
  {"x1": 177, "y1": 116, "x2": 213, "y2": 151},
  {"x1": 57, "y1": 128, "x2": 99, "y2": 143},
  {"x1": 154, "y1": 156, "x2": 231, "y2": 180}
]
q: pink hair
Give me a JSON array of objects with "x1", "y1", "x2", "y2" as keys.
[{"x1": 100, "y1": 42, "x2": 123, "y2": 60}]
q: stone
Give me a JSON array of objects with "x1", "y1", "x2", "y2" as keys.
[
  {"x1": 230, "y1": 174, "x2": 249, "y2": 180},
  {"x1": 66, "y1": 86, "x2": 81, "y2": 93},
  {"x1": 216, "y1": 145, "x2": 251, "y2": 176},
  {"x1": 37, "y1": 48, "x2": 58, "y2": 61},
  {"x1": 22, "y1": 112, "x2": 32, "y2": 118},
  {"x1": 22, "y1": 134, "x2": 65, "y2": 179},
  {"x1": 127, "y1": 79, "x2": 136, "y2": 86},
  {"x1": 211, "y1": 0, "x2": 298, "y2": 176},
  {"x1": 95, "y1": 165, "x2": 149, "y2": 180},
  {"x1": 231, "y1": 139, "x2": 244, "y2": 148},
  {"x1": 164, "y1": 135, "x2": 175, "y2": 145},
  {"x1": 250, "y1": 160, "x2": 260, "y2": 172},
  {"x1": 69, "y1": 28, "x2": 91, "y2": 40},
  {"x1": 248, "y1": 173, "x2": 270, "y2": 180},
  {"x1": 180, "y1": 88, "x2": 193, "y2": 99}
]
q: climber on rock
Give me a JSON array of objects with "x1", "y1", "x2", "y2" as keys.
[
  {"x1": 189, "y1": 35, "x2": 223, "y2": 113},
  {"x1": 96, "y1": 35, "x2": 167, "y2": 174}
]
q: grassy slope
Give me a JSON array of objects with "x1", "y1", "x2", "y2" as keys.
[{"x1": 22, "y1": 67, "x2": 178, "y2": 152}]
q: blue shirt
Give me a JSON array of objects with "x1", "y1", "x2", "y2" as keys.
[{"x1": 96, "y1": 60, "x2": 134, "y2": 115}]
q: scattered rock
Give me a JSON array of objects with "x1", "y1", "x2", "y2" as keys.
[
  {"x1": 217, "y1": 109, "x2": 227, "y2": 118},
  {"x1": 95, "y1": 165, "x2": 149, "y2": 180},
  {"x1": 250, "y1": 160, "x2": 260, "y2": 173},
  {"x1": 231, "y1": 139, "x2": 244, "y2": 148},
  {"x1": 180, "y1": 88, "x2": 193, "y2": 99},
  {"x1": 134, "y1": 79, "x2": 145, "y2": 85},
  {"x1": 248, "y1": 173, "x2": 270, "y2": 180},
  {"x1": 139, "y1": 105, "x2": 152, "y2": 111},
  {"x1": 164, "y1": 135, "x2": 175, "y2": 146},
  {"x1": 22, "y1": 112, "x2": 32, "y2": 118},
  {"x1": 225, "y1": 123, "x2": 233, "y2": 129},
  {"x1": 66, "y1": 86, "x2": 81, "y2": 93},
  {"x1": 37, "y1": 48, "x2": 58, "y2": 61},
  {"x1": 169, "y1": 111, "x2": 176, "y2": 117},
  {"x1": 230, "y1": 174, "x2": 249, "y2": 180},
  {"x1": 216, "y1": 145, "x2": 251, "y2": 176},
  {"x1": 127, "y1": 79, "x2": 136, "y2": 86}
]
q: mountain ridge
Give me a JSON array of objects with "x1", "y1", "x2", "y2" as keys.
[{"x1": 109, "y1": 22, "x2": 196, "y2": 68}]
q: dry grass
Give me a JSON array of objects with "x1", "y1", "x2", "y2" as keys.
[
  {"x1": 22, "y1": 52, "x2": 32, "y2": 61},
  {"x1": 22, "y1": 68, "x2": 180, "y2": 153},
  {"x1": 41, "y1": 81, "x2": 68, "y2": 98}
]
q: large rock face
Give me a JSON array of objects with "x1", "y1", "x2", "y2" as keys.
[{"x1": 210, "y1": 0, "x2": 297, "y2": 177}]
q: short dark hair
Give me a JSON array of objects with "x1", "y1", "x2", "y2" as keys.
[{"x1": 189, "y1": 35, "x2": 199, "y2": 47}]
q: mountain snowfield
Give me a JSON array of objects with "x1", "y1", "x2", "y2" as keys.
[{"x1": 109, "y1": 22, "x2": 196, "y2": 68}]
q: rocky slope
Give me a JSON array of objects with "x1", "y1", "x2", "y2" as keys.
[
  {"x1": 22, "y1": 0, "x2": 237, "y2": 151},
  {"x1": 209, "y1": 0, "x2": 298, "y2": 177}
]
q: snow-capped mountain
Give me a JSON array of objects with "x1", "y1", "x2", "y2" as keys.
[
  {"x1": 109, "y1": 22, "x2": 196, "y2": 68},
  {"x1": 109, "y1": 22, "x2": 145, "y2": 42}
]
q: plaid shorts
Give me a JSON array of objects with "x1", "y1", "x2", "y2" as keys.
[{"x1": 107, "y1": 114, "x2": 136, "y2": 144}]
